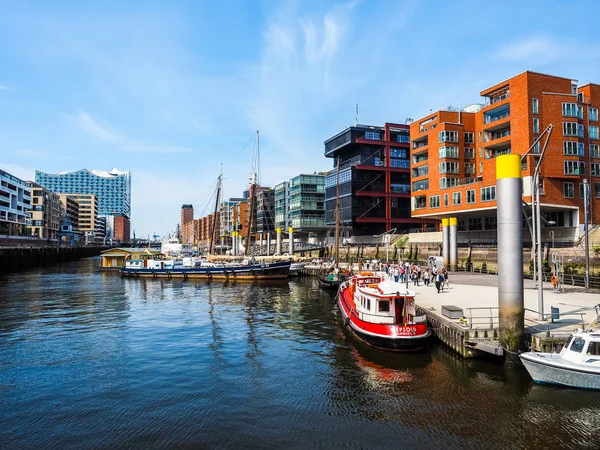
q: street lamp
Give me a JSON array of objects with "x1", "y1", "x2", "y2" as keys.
[{"x1": 374, "y1": 228, "x2": 397, "y2": 264}]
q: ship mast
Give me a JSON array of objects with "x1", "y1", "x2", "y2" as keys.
[
  {"x1": 334, "y1": 157, "x2": 340, "y2": 268},
  {"x1": 209, "y1": 164, "x2": 222, "y2": 255},
  {"x1": 245, "y1": 129, "x2": 259, "y2": 256}
]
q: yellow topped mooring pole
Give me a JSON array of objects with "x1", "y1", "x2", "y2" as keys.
[{"x1": 496, "y1": 154, "x2": 525, "y2": 358}]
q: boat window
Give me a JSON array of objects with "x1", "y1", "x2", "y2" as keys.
[
  {"x1": 564, "y1": 335, "x2": 573, "y2": 350},
  {"x1": 587, "y1": 341, "x2": 600, "y2": 355},
  {"x1": 367, "y1": 298, "x2": 371, "y2": 310},
  {"x1": 570, "y1": 337, "x2": 586, "y2": 353},
  {"x1": 379, "y1": 301, "x2": 390, "y2": 312}
]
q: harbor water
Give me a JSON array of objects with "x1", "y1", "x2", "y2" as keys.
[{"x1": 1, "y1": 258, "x2": 599, "y2": 449}]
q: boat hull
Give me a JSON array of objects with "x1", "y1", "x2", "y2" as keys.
[
  {"x1": 338, "y1": 285, "x2": 430, "y2": 352},
  {"x1": 520, "y1": 353, "x2": 600, "y2": 390},
  {"x1": 318, "y1": 274, "x2": 342, "y2": 291},
  {"x1": 121, "y1": 261, "x2": 291, "y2": 281}
]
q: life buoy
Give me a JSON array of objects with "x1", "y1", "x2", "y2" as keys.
[{"x1": 551, "y1": 275, "x2": 558, "y2": 286}]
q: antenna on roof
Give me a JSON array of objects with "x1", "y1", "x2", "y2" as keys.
[{"x1": 355, "y1": 103, "x2": 359, "y2": 126}]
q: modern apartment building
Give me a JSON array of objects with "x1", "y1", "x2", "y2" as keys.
[
  {"x1": 274, "y1": 174, "x2": 327, "y2": 242},
  {"x1": 57, "y1": 194, "x2": 101, "y2": 244},
  {"x1": 27, "y1": 182, "x2": 61, "y2": 240},
  {"x1": 324, "y1": 123, "x2": 431, "y2": 238},
  {"x1": 219, "y1": 197, "x2": 245, "y2": 248},
  {"x1": 36, "y1": 168, "x2": 131, "y2": 241},
  {"x1": 256, "y1": 188, "x2": 275, "y2": 236},
  {"x1": 410, "y1": 70, "x2": 600, "y2": 244},
  {"x1": 0, "y1": 169, "x2": 31, "y2": 236},
  {"x1": 58, "y1": 194, "x2": 80, "y2": 231}
]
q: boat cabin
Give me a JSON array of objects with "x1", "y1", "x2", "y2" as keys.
[
  {"x1": 560, "y1": 331, "x2": 600, "y2": 366},
  {"x1": 350, "y1": 273, "x2": 425, "y2": 326}
]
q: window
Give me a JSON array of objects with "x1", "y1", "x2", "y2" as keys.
[
  {"x1": 481, "y1": 186, "x2": 496, "y2": 202},
  {"x1": 365, "y1": 131, "x2": 381, "y2": 140},
  {"x1": 532, "y1": 98, "x2": 539, "y2": 114},
  {"x1": 466, "y1": 189, "x2": 476, "y2": 204},
  {"x1": 485, "y1": 217, "x2": 497, "y2": 230},
  {"x1": 412, "y1": 165, "x2": 429, "y2": 177},
  {"x1": 589, "y1": 107, "x2": 599, "y2": 122},
  {"x1": 478, "y1": 147, "x2": 482, "y2": 158},
  {"x1": 439, "y1": 162, "x2": 459, "y2": 174},
  {"x1": 452, "y1": 192, "x2": 462, "y2": 205},
  {"x1": 464, "y1": 148, "x2": 475, "y2": 159},
  {"x1": 440, "y1": 177, "x2": 459, "y2": 189},
  {"x1": 564, "y1": 141, "x2": 580, "y2": 156},
  {"x1": 468, "y1": 217, "x2": 482, "y2": 230},
  {"x1": 412, "y1": 180, "x2": 429, "y2": 191},
  {"x1": 533, "y1": 117, "x2": 539, "y2": 134},
  {"x1": 591, "y1": 144, "x2": 600, "y2": 158},
  {"x1": 596, "y1": 183, "x2": 600, "y2": 198},
  {"x1": 564, "y1": 161, "x2": 585, "y2": 175},
  {"x1": 367, "y1": 298, "x2": 371, "y2": 310},
  {"x1": 438, "y1": 130, "x2": 458, "y2": 143},
  {"x1": 534, "y1": 142, "x2": 540, "y2": 154},
  {"x1": 564, "y1": 182, "x2": 574, "y2": 198},
  {"x1": 464, "y1": 163, "x2": 475, "y2": 174},
  {"x1": 414, "y1": 196, "x2": 426, "y2": 209},
  {"x1": 562, "y1": 102, "x2": 578, "y2": 117},
  {"x1": 479, "y1": 162, "x2": 483, "y2": 174},
  {"x1": 579, "y1": 124, "x2": 585, "y2": 138},
  {"x1": 563, "y1": 122, "x2": 579, "y2": 136},
  {"x1": 464, "y1": 132, "x2": 474, "y2": 144},
  {"x1": 378, "y1": 300, "x2": 390, "y2": 312},
  {"x1": 592, "y1": 163, "x2": 600, "y2": 176},
  {"x1": 587, "y1": 341, "x2": 600, "y2": 355},
  {"x1": 429, "y1": 195, "x2": 440, "y2": 208},
  {"x1": 478, "y1": 131, "x2": 482, "y2": 143},
  {"x1": 390, "y1": 148, "x2": 407, "y2": 158},
  {"x1": 580, "y1": 183, "x2": 585, "y2": 198},
  {"x1": 444, "y1": 194, "x2": 449, "y2": 207},
  {"x1": 591, "y1": 126, "x2": 599, "y2": 140},
  {"x1": 570, "y1": 337, "x2": 586, "y2": 353},
  {"x1": 439, "y1": 146, "x2": 459, "y2": 159}
]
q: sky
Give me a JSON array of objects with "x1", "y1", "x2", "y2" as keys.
[{"x1": 1, "y1": 0, "x2": 600, "y2": 237}]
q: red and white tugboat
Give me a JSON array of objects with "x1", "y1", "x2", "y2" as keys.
[{"x1": 338, "y1": 272, "x2": 430, "y2": 351}]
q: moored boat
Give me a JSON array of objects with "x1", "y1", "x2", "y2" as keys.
[
  {"x1": 121, "y1": 258, "x2": 292, "y2": 280},
  {"x1": 338, "y1": 271, "x2": 430, "y2": 351},
  {"x1": 317, "y1": 271, "x2": 344, "y2": 290},
  {"x1": 289, "y1": 261, "x2": 306, "y2": 276},
  {"x1": 520, "y1": 306, "x2": 600, "y2": 390}
]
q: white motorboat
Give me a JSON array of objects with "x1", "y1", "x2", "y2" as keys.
[
  {"x1": 520, "y1": 305, "x2": 600, "y2": 390},
  {"x1": 289, "y1": 261, "x2": 306, "y2": 276}
]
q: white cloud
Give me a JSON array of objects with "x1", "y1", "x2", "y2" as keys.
[
  {"x1": 493, "y1": 36, "x2": 600, "y2": 66},
  {"x1": 0, "y1": 84, "x2": 10, "y2": 90},
  {"x1": 72, "y1": 109, "x2": 191, "y2": 154},
  {"x1": 75, "y1": 110, "x2": 119, "y2": 143}
]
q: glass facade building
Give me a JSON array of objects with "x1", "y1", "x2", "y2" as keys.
[
  {"x1": 35, "y1": 168, "x2": 131, "y2": 218},
  {"x1": 274, "y1": 174, "x2": 326, "y2": 232}
]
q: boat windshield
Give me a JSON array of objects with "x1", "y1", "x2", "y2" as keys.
[{"x1": 570, "y1": 337, "x2": 586, "y2": 353}]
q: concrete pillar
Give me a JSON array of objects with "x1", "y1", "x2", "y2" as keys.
[
  {"x1": 276, "y1": 228, "x2": 282, "y2": 255},
  {"x1": 266, "y1": 233, "x2": 271, "y2": 256},
  {"x1": 496, "y1": 154, "x2": 524, "y2": 355},
  {"x1": 449, "y1": 217, "x2": 458, "y2": 271},
  {"x1": 288, "y1": 227, "x2": 294, "y2": 255},
  {"x1": 232, "y1": 232, "x2": 237, "y2": 256},
  {"x1": 442, "y1": 218, "x2": 449, "y2": 267}
]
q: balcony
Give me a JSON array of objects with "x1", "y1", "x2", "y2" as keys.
[
  {"x1": 484, "y1": 104, "x2": 510, "y2": 126},
  {"x1": 412, "y1": 140, "x2": 428, "y2": 150},
  {"x1": 484, "y1": 125, "x2": 511, "y2": 142}
]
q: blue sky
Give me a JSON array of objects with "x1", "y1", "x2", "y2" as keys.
[{"x1": 1, "y1": 0, "x2": 600, "y2": 237}]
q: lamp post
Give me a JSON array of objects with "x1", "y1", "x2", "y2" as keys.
[{"x1": 584, "y1": 179, "x2": 590, "y2": 289}]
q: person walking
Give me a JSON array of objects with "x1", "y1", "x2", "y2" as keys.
[{"x1": 436, "y1": 270, "x2": 444, "y2": 293}]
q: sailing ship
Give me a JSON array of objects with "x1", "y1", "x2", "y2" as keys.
[
  {"x1": 121, "y1": 130, "x2": 292, "y2": 281},
  {"x1": 318, "y1": 158, "x2": 346, "y2": 290}
]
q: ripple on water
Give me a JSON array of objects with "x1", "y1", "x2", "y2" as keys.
[{"x1": 1, "y1": 259, "x2": 600, "y2": 449}]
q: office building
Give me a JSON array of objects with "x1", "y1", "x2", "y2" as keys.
[
  {"x1": 274, "y1": 174, "x2": 327, "y2": 242},
  {"x1": 27, "y1": 182, "x2": 61, "y2": 240},
  {"x1": 181, "y1": 204, "x2": 194, "y2": 243},
  {"x1": 0, "y1": 169, "x2": 31, "y2": 236},
  {"x1": 410, "y1": 70, "x2": 600, "y2": 244},
  {"x1": 324, "y1": 123, "x2": 431, "y2": 238}
]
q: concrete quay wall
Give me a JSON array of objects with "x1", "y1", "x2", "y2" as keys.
[{"x1": 0, "y1": 247, "x2": 105, "y2": 275}]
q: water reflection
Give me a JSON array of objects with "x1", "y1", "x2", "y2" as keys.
[{"x1": 0, "y1": 259, "x2": 599, "y2": 449}]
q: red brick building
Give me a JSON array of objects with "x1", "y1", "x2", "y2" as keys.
[
  {"x1": 410, "y1": 71, "x2": 600, "y2": 244},
  {"x1": 114, "y1": 214, "x2": 131, "y2": 243}
]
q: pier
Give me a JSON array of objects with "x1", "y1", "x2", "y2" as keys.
[{"x1": 0, "y1": 246, "x2": 106, "y2": 275}]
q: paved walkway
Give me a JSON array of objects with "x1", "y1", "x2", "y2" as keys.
[{"x1": 399, "y1": 272, "x2": 600, "y2": 337}]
